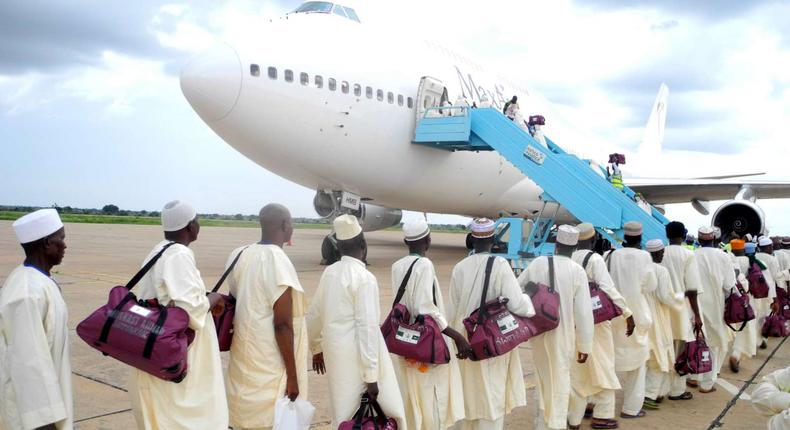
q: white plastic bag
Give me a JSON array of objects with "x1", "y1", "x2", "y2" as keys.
[{"x1": 273, "y1": 397, "x2": 315, "y2": 430}]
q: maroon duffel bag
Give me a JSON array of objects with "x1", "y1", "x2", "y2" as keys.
[
  {"x1": 77, "y1": 242, "x2": 195, "y2": 382},
  {"x1": 464, "y1": 256, "x2": 536, "y2": 361},
  {"x1": 381, "y1": 258, "x2": 450, "y2": 364},
  {"x1": 211, "y1": 246, "x2": 248, "y2": 352}
]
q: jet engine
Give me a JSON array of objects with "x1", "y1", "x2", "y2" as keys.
[
  {"x1": 313, "y1": 190, "x2": 402, "y2": 231},
  {"x1": 357, "y1": 204, "x2": 403, "y2": 232},
  {"x1": 712, "y1": 200, "x2": 765, "y2": 238}
]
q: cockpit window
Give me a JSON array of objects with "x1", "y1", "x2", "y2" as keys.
[
  {"x1": 294, "y1": 1, "x2": 333, "y2": 13},
  {"x1": 342, "y1": 7, "x2": 360, "y2": 22},
  {"x1": 292, "y1": 1, "x2": 360, "y2": 23}
]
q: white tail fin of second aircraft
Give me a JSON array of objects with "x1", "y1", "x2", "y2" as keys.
[{"x1": 638, "y1": 83, "x2": 669, "y2": 158}]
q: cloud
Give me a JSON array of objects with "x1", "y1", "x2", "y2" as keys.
[
  {"x1": 577, "y1": 0, "x2": 779, "y2": 21},
  {"x1": 0, "y1": 1, "x2": 187, "y2": 75}
]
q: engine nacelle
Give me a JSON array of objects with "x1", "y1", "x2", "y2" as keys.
[
  {"x1": 712, "y1": 200, "x2": 765, "y2": 238},
  {"x1": 358, "y1": 204, "x2": 403, "y2": 232},
  {"x1": 313, "y1": 190, "x2": 402, "y2": 232}
]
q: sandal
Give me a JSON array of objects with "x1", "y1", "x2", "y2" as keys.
[
  {"x1": 729, "y1": 357, "x2": 740, "y2": 373},
  {"x1": 584, "y1": 405, "x2": 595, "y2": 419},
  {"x1": 592, "y1": 418, "x2": 620, "y2": 429},
  {"x1": 699, "y1": 386, "x2": 717, "y2": 393},
  {"x1": 620, "y1": 410, "x2": 646, "y2": 419},
  {"x1": 686, "y1": 380, "x2": 699, "y2": 388},
  {"x1": 568, "y1": 425, "x2": 581, "y2": 430},
  {"x1": 656, "y1": 396, "x2": 665, "y2": 403},
  {"x1": 668, "y1": 391, "x2": 694, "y2": 400}
]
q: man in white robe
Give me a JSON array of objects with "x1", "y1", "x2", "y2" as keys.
[
  {"x1": 225, "y1": 204, "x2": 309, "y2": 430},
  {"x1": 567, "y1": 223, "x2": 632, "y2": 430},
  {"x1": 448, "y1": 218, "x2": 535, "y2": 430},
  {"x1": 606, "y1": 221, "x2": 657, "y2": 419},
  {"x1": 695, "y1": 226, "x2": 738, "y2": 394},
  {"x1": 729, "y1": 239, "x2": 758, "y2": 373},
  {"x1": 661, "y1": 221, "x2": 704, "y2": 401},
  {"x1": 307, "y1": 215, "x2": 407, "y2": 428},
  {"x1": 644, "y1": 240, "x2": 684, "y2": 409},
  {"x1": 519, "y1": 225, "x2": 594, "y2": 430},
  {"x1": 390, "y1": 219, "x2": 469, "y2": 430},
  {"x1": 746, "y1": 242, "x2": 775, "y2": 351},
  {"x1": 757, "y1": 237, "x2": 786, "y2": 348},
  {"x1": 128, "y1": 201, "x2": 228, "y2": 430},
  {"x1": 751, "y1": 365, "x2": 790, "y2": 429},
  {"x1": 1, "y1": 209, "x2": 72, "y2": 430}
]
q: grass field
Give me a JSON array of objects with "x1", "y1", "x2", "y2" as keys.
[
  {"x1": 0, "y1": 211, "x2": 467, "y2": 233},
  {"x1": 0, "y1": 211, "x2": 329, "y2": 229}
]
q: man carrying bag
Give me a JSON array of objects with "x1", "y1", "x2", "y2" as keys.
[{"x1": 128, "y1": 200, "x2": 228, "y2": 430}]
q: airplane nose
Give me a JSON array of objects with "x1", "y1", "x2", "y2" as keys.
[{"x1": 180, "y1": 43, "x2": 242, "y2": 122}]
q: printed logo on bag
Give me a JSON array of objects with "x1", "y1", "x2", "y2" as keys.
[
  {"x1": 396, "y1": 326, "x2": 421, "y2": 344},
  {"x1": 591, "y1": 296, "x2": 603, "y2": 310},
  {"x1": 701, "y1": 350, "x2": 711, "y2": 362},
  {"x1": 497, "y1": 314, "x2": 519, "y2": 335},
  {"x1": 129, "y1": 305, "x2": 152, "y2": 317}
]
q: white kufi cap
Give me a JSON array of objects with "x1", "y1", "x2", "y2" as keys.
[
  {"x1": 334, "y1": 214, "x2": 363, "y2": 240},
  {"x1": 698, "y1": 226, "x2": 715, "y2": 240},
  {"x1": 403, "y1": 218, "x2": 430, "y2": 242},
  {"x1": 713, "y1": 226, "x2": 722, "y2": 239},
  {"x1": 646, "y1": 239, "x2": 665, "y2": 252},
  {"x1": 161, "y1": 200, "x2": 197, "y2": 232},
  {"x1": 759, "y1": 236, "x2": 773, "y2": 247},
  {"x1": 576, "y1": 223, "x2": 595, "y2": 241},
  {"x1": 556, "y1": 225, "x2": 580, "y2": 246},
  {"x1": 624, "y1": 221, "x2": 643, "y2": 237},
  {"x1": 12, "y1": 209, "x2": 63, "y2": 244},
  {"x1": 470, "y1": 218, "x2": 496, "y2": 238}
]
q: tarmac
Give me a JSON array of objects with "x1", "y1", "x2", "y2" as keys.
[{"x1": 0, "y1": 220, "x2": 787, "y2": 429}]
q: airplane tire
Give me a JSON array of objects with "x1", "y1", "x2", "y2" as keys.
[{"x1": 321, "y1": 233, "x2": 340, "y2": 265}]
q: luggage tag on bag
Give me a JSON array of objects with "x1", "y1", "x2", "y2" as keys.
[
  {"x1": 497, "y1": 314, "x2": 519, "y2": 334},
  {"x1": 591, "y1": 296, "x2": 603, "y2": 310},
  {"x1": 129, "y1": 305, "x2": 152, "y2": 317},
  {"x1": 396, "y1": 326, "x2": 421, "y2": 344},
  {"x1": 701, "y1": 350, "x2": 711, "y2": 362}
]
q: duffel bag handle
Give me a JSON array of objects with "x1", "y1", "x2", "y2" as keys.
[{"x1": 477, "y1": 256, "x2": 497, "y2": 322}]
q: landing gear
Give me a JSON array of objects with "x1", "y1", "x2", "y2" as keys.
[{"x1": 321, "y1": 233, "x2": 340, "y2": 266}]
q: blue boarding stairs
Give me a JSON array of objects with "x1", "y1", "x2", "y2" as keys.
[{"x1": 413, "y1": 107, "x2": 669, "y2": 270}]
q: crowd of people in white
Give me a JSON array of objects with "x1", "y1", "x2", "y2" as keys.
[{"x1": 2, "y1": 202, "x2": 789, "y2": 430}]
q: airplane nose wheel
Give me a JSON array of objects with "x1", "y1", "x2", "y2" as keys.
[{"x1": 321, "y1": 233, "x2": 340, "y2": 266}]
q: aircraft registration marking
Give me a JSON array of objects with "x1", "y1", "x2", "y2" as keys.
[
  {"x1": 524, "y1": 145, "x2": 546, "y2": 165},
  {"x1": 341, "y1": 191, "x2": 361, "y2": 210}
]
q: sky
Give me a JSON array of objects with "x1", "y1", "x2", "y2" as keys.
[{"x1": 1, "y1": 0, "x2": 789, "y2": 231}]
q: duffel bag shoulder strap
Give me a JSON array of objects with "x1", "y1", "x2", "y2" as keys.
[
  {"x1": 477, "y1": 256, "x2": 497, "y2": 321},
  {"x1": 393, "y1": 258, "x2": 421, "y2": 307},
  {"x1": 99, "y1": 242, "x2": 176, "y2": 345},
  {"x1": 548, "y1": 256, "x2": 556, "y2": 293},
  {"x1": 212, "y1": 246, "x2": 250, "y2": 294},
  {"x1": 582, "y1": 251, "x2": 594, "y2": 270},
  {"x1": 126, "y1": 242, "x2": 176, "y2": 291}
]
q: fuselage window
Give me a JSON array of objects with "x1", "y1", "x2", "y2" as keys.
[
  {"x1": 267, "y1": 66, "x2": 277, "y2": 79},
  {"x1": 250, "y1": 64, "x2": 260, "y2": 77},
  {"x1": 284, "y1": 69, "x2": 294, "y2": 82},
  {"x1": 387, "y1": 92, "x2": 394, "y2": 104},
  {"x1": 294, "y1": 1, "x2": 334, "y2": 13},
  {"x1": 397, "y1": 94, "x2": 404, "y2": 106},
  {"x1": 407, "y1": 97, "x2": 414, "y2": 108},
  {"x1": 315, "y1": 75, "x2": 323, "y2": 88},
  {"x1": 366, "y1": 86, "x2": 373, "y2": 99},
  {"x1": 377, "y1": 89, "x2": 384, "y2": 101},
  {"x1": 328, "y1": 78, "x2": 336, "y2": 91},
  {"x1": 300, "y1": 72, "x2": 309, "y2": 85},
  {"x1": 341, "y1": 81, "x2": 349, "y2": 94},
  {"x1": 354, "y1": 84, "x2": 362, "y2": 96}
]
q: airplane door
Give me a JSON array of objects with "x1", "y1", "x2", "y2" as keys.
[{"x1": 416, "y1": 76, "x2": 448, "y2": 121}]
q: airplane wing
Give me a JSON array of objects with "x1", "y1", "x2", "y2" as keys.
[{"x1": 627, "y1": 178, "x2": 790, "y2": 204}]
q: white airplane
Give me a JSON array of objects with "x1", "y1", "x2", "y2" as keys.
[{"x1": 179, "y1": 1, "x2": 790, "y2": 258}]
